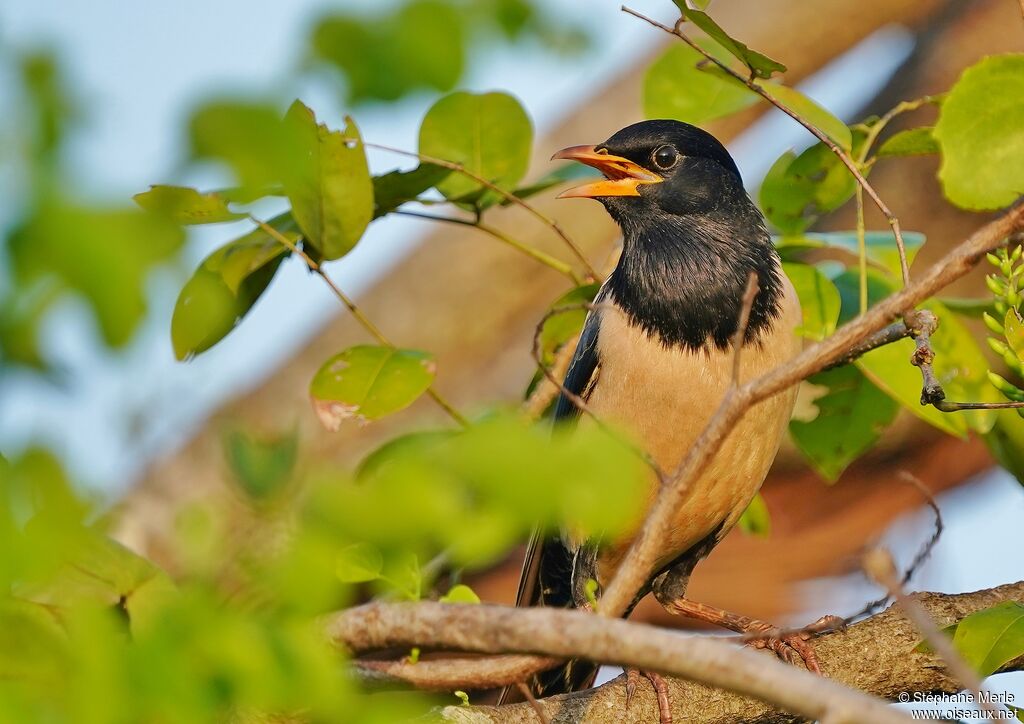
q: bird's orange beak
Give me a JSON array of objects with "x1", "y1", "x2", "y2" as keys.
[{"x1": 551, "y1": 145, "x2": 663, "y2": 198}]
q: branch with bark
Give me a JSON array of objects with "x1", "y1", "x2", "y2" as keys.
[{"x1": 332, "y1": 582, "x2": 1024, "y2": 724}]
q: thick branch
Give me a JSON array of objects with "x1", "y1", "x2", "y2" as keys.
[
  {"x1": 421, "y1": 582, "x2": 1023, "y2": 724},
  {"x1": 330, "y1": 602, "x2": 918, "y2": 724}
]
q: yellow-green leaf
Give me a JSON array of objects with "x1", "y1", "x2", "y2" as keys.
[
  {"x1": 335, "y1": 542, "x2": 384, "y2": 583},
  {"x1": 736, "y1": 493, "x2": 771, "y2": 537},
  {"x1": 678, "y1": 8, "x2": 786, "y2": 79},
  {"x1": 644, "y1": 41, "x2": 759, "y2": 125},
  {"x1": 951, "y1": 601, "x2": 1024, "y2": 676},
  {"x1": 876, "y1": 127, "x2": 938, "y2": 158},
  {"x1": 755, "y1": 83, "x2": 852, "y2": 151},
  {"x1": 783, "y1": 262, "x2": 841, "y2": 340},
  {"x1": 310, "y1": 346, "x2": 436, "y2": 429},
  {"x1": 133, "y1": 185, "x2": 245, "y2": 225}
]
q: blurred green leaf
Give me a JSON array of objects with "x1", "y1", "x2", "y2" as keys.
[
  {"x1": 984, "y1": 409, "x2": 1024, "y2": 486},
  {"x1": 10, "y1": 204, "x2": 184, "y2": 347},
  {"x1": 759, "y1": 144, "x2": 856, "y2": 234},
  {"x1": 940, "y1": 297, "x2": 995, "y2": 319},
  {"x1": 189, "y1": 100, "x2": 301, "y2": 192},
  {"x1": 372, "y1": 164, "x2": 451, "y2": 218},
  {"x1": 311, "y1": 1, "x2": 464, "y2": 104},
  {"x1": 935, "y1": 54, "x2": 1024, "y2": 210},
  {"x1": 439, "y1": 584, "x2": 480, "y2": 604},
  {"x1": 782, "y1": 262, "x2": 840, "y2": 340},
  {"x1": 950, "y1": 601, "x2": 1024, "y2": 676},
  {"x1": 0, "y1": 279, "x2": 61, "y2": 370},
  {"x1": 310, "y1": 346, "x2": 436, "y2": 429},
  {"x1": 876, "y1": 127, "x2": 938, "y2": 158},
  {"x1": 19, "y1": 51, "x2": 77, "y2": 169},
  {"x1": 284, "y1": 102, "x2": 373, "y2": 261},
  {"x1": 676, "y1": 8, "x2": 786, "y2": 79},
  {"x1": 776, "y1": 230, "x2": 926, "y2": 279},
  {"x1": 755, "y1": 84, "x2": 852, "y2": 150},
  {"x1": 356, "y1": 430, "x2": 456, "y2": 480},
  {"x1": 789, "y1": 366, "x2": 898, "y2": 481},
  {"x1": 133, "y1": 185, "x2": 245, "y2": 225},
  {"x1": 539, "y1": 283, "x2": 601, "y2": 364},
  {"x1": 736, "y1": 492, "x2": 770, "y2": 537},
  {"x1": 335, "y1": 542, "x2": 384, "y2": 584},
  {"x1": 170, "y1": 214, "x2": 294, "y2": 359},
  {"x1": 223, "y1": 428, "x2": 298, "y2": 503},
  {"x1": 644, "y1": 40, "x2": 758, "y2": 126},
  {"x1": 419, "y1": 91, "x2": 532, "y2": 202}
]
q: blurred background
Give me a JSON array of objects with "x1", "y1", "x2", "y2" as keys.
[{"x1": 2, "y1": 0, "x2": 1024, "y2": 704}]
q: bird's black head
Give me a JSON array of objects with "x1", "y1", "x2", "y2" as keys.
[{"x1": 553, "y1": 120, "x2": 782, "y2": 351}]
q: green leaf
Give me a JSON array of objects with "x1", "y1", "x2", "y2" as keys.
[
  {"x1": 439, "y1": 584, "x2": 480, "y2": 604},
  {"x1": 951, "y1": 601, "x2": 1024, "y2": 676},
  {"x1": 760, "y1": 145, "x2": 856, "y2": 234},
  {"x1": 678, "y1": 8, "x2": 786, "y2": 79},
  {"x1": 133, "y1": 185, "x2": 245, "y2": 225},
  {"x1": 372, "y1": 164, "x2": 451, "y2": 217},
  {"x1": 755, "y1": 83, "x2": 852, "y2": 150},
  {"x1": 984, "y1": 409, "x2": 1024, "y2": 485},
  {"x1": 934, "y1": 54, "x2": 1024, "y2": 210},
  {"x1": 1005, "y1": 310, "x2": 1024, "y2": 363},
  {"x1": 10, "y1": 204, "x2": 184, "y2": 347},
  {"x1": 876, "y1": 127, "x2": 938, "y2": 158},
  {"x1": 189, "y1": 100, "x2": 301, "y2": 192},
  {"x1": 644, "y1": 41, "x2": 759, "y2": 126},
  {"x1": 283, "y1": 102, "x2": 374, "y2": 260},
  {"x1": 418, "y1": 91, "x2": 532, "y2": 202},
  {"x1": 310, "y1": 346, "x2": 436, "y2": 428},
  {"x1": 335, "y1": 542, "x2": 384, "y2": 584},
  {"x1": 538, "y1": 283, "x2": 601, "y2": 363},
  {"x1": 736, "y1": 492, "x2": 771, "y2": 537},
  {"x1": 170, "y1": 214, "x2": 294, "y2": 359},
  {"x1": 223, "y1": 428, "x2": 298, "y2": 503},
  {"x1": 776, "y1": 230, "x2": 926, "y2": 279},
  {"x1": 789, "y1": 366, "x2": 899, "y2": 481},
  {"x1": 782, "y1": 262, "x2": 841, "y2": 340}
]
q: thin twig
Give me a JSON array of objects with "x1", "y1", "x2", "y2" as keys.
[
  {"x1": 822, "y1": 322, "x2": 912, "y2": 370},
  {"x1": 731, "y1": 273, "x2": 760, "y2": 384},
  {"x1": 251, "y1": 215, "x2": 469, "y2": 427},
  {"x1": 392, "y1": 209, "x2": 582, "y2": 284},
  {"x1": 621, "y1": 6, "x2": 912, "y2": 289},
  {"x1": 862, "y1": 548, "x2": 1002, "y2": 718},
  {"x1": 364, "y1": 141, "x2": 599, "y2": 280}
]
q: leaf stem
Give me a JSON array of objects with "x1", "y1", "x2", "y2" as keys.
[
  {"x1": 364, "y1": 141, "x2": 599, "y2": 281},
  {"x1": 250, "y1": 215, "x2": 469, "y2": 428},
  {"x1": 856, "y1": 184, "x2": 868, "y2": 315},
  {"x1": 393, "y1": 209, "x2": 583, "y2": 284}
]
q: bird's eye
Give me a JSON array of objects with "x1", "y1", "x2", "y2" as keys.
[{"x1": 652, "y1": 145, "x2": 679, "y2": 170}]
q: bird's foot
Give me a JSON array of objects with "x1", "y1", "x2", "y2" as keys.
[
  {"x1": 625, "y1": 668, "x2": 672, "y2": 724},
  {"x1": 743, "y1": 614, "x2": 846, "y2": 675}
]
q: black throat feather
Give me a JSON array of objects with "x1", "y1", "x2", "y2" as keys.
[{"x1": 606, "y1": 201, "x2": 783, "y2": 352}]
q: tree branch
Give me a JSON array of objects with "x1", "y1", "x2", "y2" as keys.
[{"x1": 432, "y1": 581, "x2": 1024, "y2": 723}]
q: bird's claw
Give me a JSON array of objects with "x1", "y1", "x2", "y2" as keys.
[
  {"x1": 625, "y1": 668, "x2": 672, "y2": 724},
  {"x1": 745, "y1": 614, "x2": 845, "y2": 675}
]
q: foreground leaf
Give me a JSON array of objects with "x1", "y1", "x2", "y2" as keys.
[
  {"x1": 418, "y1": 91, "x2": 532, "y2": 202},
  {"x1": 644, "y1": 40, "x2": 758, "y2": 126},
  {"x1": 133, "y1": 185, "x2": 244, "y2": 224},
  {"x1": 935, "y1": 54, "x2": 1024, "y2": 210},
  {"x1": 310, "y1": 346, "x2": 436, "y2": 429},
  {"x1": 789, "y1": 366, "x2": 898, "y2": 481},
  {"x1": 284, "y1": 102, "x2": 374, "y2": 260}
]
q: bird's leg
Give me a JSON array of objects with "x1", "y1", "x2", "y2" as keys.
[
  {"x1": 625, "y1": 668, "x2": 672, "y2": 724},
  {"x1": 649, "y1": 555, "x2": 844, "y2": 673}
]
